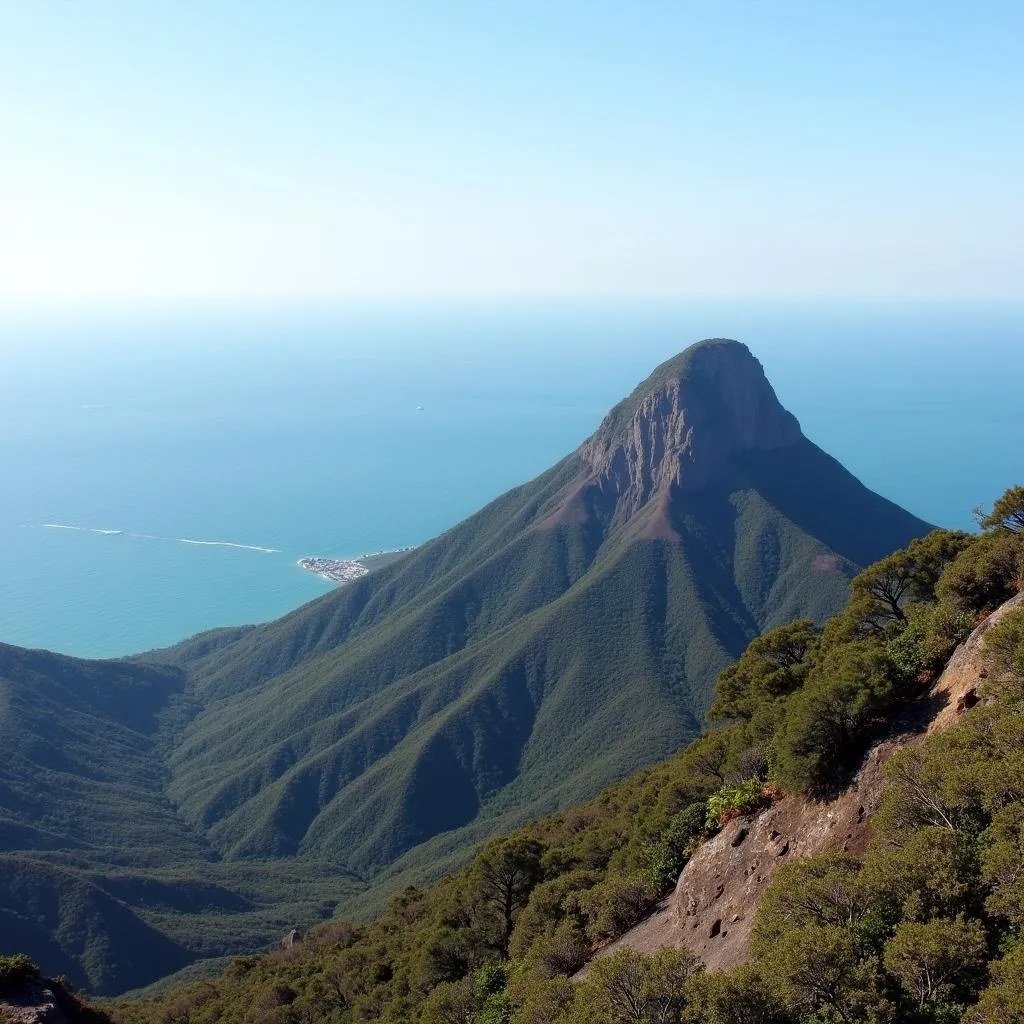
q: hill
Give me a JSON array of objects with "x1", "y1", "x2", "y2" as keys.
[
  {"x1": 108, "y1": 487, "x2": 1024, "y2": 1024},
  {"x1": 0, "y1": 339, "x2": 930, "y2": 993}
]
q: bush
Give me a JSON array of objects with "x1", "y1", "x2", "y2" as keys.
[
  {"x1": 640, "y1": 802, "x2": 707, "y2": 889},
  {"x1": 572, "y1": 874, "x2": 657, "y2": 942},
  {"x1": 886, "y1": 602, "x2": 974, "y2": 680},
  {"x1": 937, "y1": 531, "x2": 1024, "y2": 614},
  {"x1": 0, "y1": 954, "x2": 40, "y2": 995},
  {"x1": 705, "y1": 779, "x2": 768, "y2": 831},
  {"x1": 770, "y1": 640, "x2": 902, "y2": 793},
  {"x1": 983, "y1": 606, "x2": 1024, "y2": 685}
]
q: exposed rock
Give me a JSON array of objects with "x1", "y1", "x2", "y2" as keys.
[
  {"x1": 548, "y1": 339, "x2": 802, "y2": 534},
  {"x1": 281, "y1": 928, "x2": 303, "y2": 949},
  {"x1": 584, "y1": 592, "x2": 1024, "y2": 973},
  {"x1": 0, "y1": 980, "x2": 68, "y2": 1024},
  {"x1": 924, "y1": 590, "x2": 1023, "y2": 735}
]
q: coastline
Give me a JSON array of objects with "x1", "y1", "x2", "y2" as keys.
[{"x1": 297, "y1": 546, "x2": 415, "y2": 584}]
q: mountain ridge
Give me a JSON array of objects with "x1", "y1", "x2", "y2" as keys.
[{"x1": 0, "y1": 339, "x2": 933, "y2": 993}]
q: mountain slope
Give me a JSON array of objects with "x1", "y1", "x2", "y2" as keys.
[
  {"x1": 155, "y1": 340, "x2": 930, "y2": 876},
  {"x1": 0, "y1": 338, "x2": 932, "y2": 992}
]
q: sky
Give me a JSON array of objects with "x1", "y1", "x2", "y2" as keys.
[{"x1": 1, "y1": 1, "x2": 1022, "y2": 305}]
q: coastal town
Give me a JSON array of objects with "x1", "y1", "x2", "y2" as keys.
[
  {"x1": 297, "y1": 547, "x2": 415, "y2": 584},
  {"x1": 297, "y1": 556, "x2": 371, "y2": 584}
]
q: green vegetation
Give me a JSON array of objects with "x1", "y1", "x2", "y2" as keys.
[
  {"x1": 100, "y1": 486, "x2": 1024, "y2": 1023},
  {"x1": 0, "y1": 341, "x2": 930, "y2": 994},
  {"x1": 0, "y1": 954, "x2": 39, "y2": 995}
]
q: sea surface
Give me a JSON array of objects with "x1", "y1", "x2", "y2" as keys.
[{"x1": 2, "y1": 300, "x2": 1022, "y2": 659}]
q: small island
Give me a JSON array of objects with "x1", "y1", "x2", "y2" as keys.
[{"x1": 298, "y1": 547, "x2": 416, "y2": 584}]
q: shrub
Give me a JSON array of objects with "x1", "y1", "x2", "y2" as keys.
[
  {"x1": 705, "y1": 779, "x2": 768, "y2": 831},
  {"x1": 572, "y1": 874, "x2": 657, "y2": 942},
  {"x1": 770, "y1": 640, "x2": 902, "y2": 793},
  {"x1": 983, "y1": 606, "x2": 1024, "y2": 684},
  {"x1": 640, "y1": 802, "x2": 707, "y2": 889},
  {"x1": 0, "y1": 954, "x2": 40, "y2": 996},
  {"x1": 886, "y1": 602, "x2": 973, "y2": 680},
  {"x1": 937, "y1": 531, "x2": 1024, "y2": 614}
]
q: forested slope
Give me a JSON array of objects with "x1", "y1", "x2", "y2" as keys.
[
  {"x1": 0, "y1": 340, "x2": 930, "y2": 994},
  {"x1": 110, "y1": 486, "x2": 1024, "y2": 1023}
]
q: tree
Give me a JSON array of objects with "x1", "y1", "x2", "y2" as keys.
[
  {"x1": 570, "y1": 948, "x2": 702, "y2": 1024},
  {"x1": 965, "y1": 945, "x2": 1024, "y2": 1024},
  {"x1": 682, "y1": 965, "x2": 790, "y2": 1024},
  {"x1": 847, "y1": 531, "x2": 972, "y2": 635},
  {"x1": 761, "y1": 924, "x2": 892, "y2": 1024},
  {"x1": 883, "y1": 917, "x2": 986, "y2": 1010},
  {"x1": 574, "y1": 873, "x2": 658, "y2": 942},
  {"x1": 710, "y1": 620, "x2": 816, "y2": 721},
  {"x1": 770, "y1": 641, "x2": 898, "y2": 793},
  {"x1": 862, "y1": 827, "x2": 983, "y2": 924},
  {"x1": 936, "y1": 531, "x2": 1024, "y2": 614},
  {"x1": 420, "y1": 977, "x2": 479, "y2": 1024},
  {"x1": 983, "y1": 803, "x2": 1024, "y2": 925},
  {"x1": 752, "y1": 855, "x2": 876, "y2": 955},
  {"x1": 507, "y1": 974, "x2": 573, "y2": 1024},
  {"x1": 978, "y1": 486, "x2": 1024, "y2": 534},
  {"x1": 983, "y1": 606, "x2": 1024, "y2": 684},
  {"x1": 473, "y1": 837, "x2": 543, "y2": 956}
]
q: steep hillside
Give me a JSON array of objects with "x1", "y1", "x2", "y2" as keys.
[
  {"x1": 0, "y1": 339, "x2": 931, "y2": 993},
  {"x1": 153, "y1": 340, "x2": 928, "y2": 879},
  {"x1": 106, "y1": 488, "x2": 1024, "y2": 1024},
  {"x1": 587, "y1": 591, "x2": 1024, "y2": 974},
  {"x1": 0, "y1": 648, "x2": 363, "y2": 994}
]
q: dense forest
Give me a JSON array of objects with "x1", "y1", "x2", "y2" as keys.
[{"x1": 75, "y1": 485, "x2": 1024, "y2": 1024}]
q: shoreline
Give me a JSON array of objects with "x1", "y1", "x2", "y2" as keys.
[{"x1": 297, "y1": 546, "x2": 415, "y2": 584}]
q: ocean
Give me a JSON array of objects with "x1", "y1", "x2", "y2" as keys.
[{"x1": 2, "y1": 300, "x2": 1022, "y2": 659}]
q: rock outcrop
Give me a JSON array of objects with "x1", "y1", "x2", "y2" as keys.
[
  {"x1": 1, "y1": 980, "x2": 69, "y2": 1024},
  {"x1": 548, "y1": 339, "x2": 803, "y2": 534},
  {"x1": 586, "y1": 592, "x2": 1024, "y2": 973}
]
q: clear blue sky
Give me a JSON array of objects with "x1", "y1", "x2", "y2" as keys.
[{"x1": 1, "y1": 1, "x2": 1021, "y2": 303}]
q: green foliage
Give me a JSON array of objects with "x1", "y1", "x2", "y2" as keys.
[
  {"x1": 705, "y1": 779, "x2": 769, "y2": 831},
  {"x1": 885, "y1": 602, "x2": 974, "y2": 679},
  {"x1": 983, "y1": 606, "x2": 1024, "y2": 686},
  {"x1": 771, "y1": 641, "x2": 904, "y2": 793},
  {"x1": 965, "y1": 944, "x2": 1024, "y2": 1023},
  {"x1": 936, "y1": 531, "x2": 1024, "y2": 614},
  {"x1": 573, "y1": 874, "x2": 658, "y2": 943},
  {"x1": 683, "y1": 965, "x2": 790, "y2": 1024},
  {"x1": 471, "y1": 838, "x2": 543, "y2": 956},
  {"x1": 883, "y1": 917, "x2": 986, "y2": 1010},
  {"x1": 710, "y1": 620, "x2": 817, "y2": 722},
  {"x1": 640, "y1": 803, "x2": 707, "y2": 890},
  {"x1": 0, "y1": 954, "x2": 40, "y2": 995},
  {"x1": 101, "y1": 484, "x2": 1024, "y2": 1024},
  {"x1": 845, "y1": 530, "x2": 971, "y2": 635},
  {"x1": 567, "y1": 947, "x2": 702, "y2": 1024},
  {"x1": 978, "y1": 486, "x2": 1024, "y2": 534}
]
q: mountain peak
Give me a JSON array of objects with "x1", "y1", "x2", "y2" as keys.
[{"x1": 575, "y1": 340, "x2": 801, "y2": 525}]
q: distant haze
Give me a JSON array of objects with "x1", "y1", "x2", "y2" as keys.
[{"x1": 1, "y1": 2, "x2": 1022, "y2": 305}]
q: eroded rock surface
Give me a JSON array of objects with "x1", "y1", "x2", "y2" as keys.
[
  {"x1": 587, "y1": 592, "x2": 1023, "y2": 973},
  {"x1": 0, "y1": 980, "x2": 68, "y2": 1024}
]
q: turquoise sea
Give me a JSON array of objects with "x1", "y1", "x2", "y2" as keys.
[{"x1": 2, "y1": 300, "x2": 1022, "y2": 659}]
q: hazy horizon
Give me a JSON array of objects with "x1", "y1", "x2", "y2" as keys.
[{"x1": 2, "y1": 2, "x2": 1022, "y2": 307}]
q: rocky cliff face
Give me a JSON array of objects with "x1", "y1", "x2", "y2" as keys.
[
  {"x1": 552, "y1": 340, "x2": 802, "y2": 533},
  {"x1": 585, "y1": 592, "x2": 1024, "y2": 973}
]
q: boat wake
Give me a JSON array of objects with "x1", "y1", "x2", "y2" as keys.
[
  {"x1": 179, "y1": 538, "x2": 279, "y2": 554},
  {"x1": 38, "y1": 524, "x2": 278, "y2": 554},
  {"x1": 43, "y1": 523, "x2": 123, "y2": 536}
]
